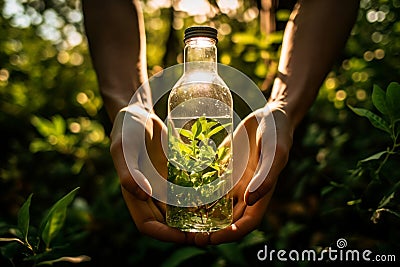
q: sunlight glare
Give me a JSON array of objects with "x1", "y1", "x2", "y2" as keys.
[
  {"x1": 175, "y1": 0, "x2": 211, "y2": 16},
  {"x1": 147, "y1": 0, "x2": 171, "y2": 10},
  {"x1": 216, "y1": 0, "x2": 240, "y2": 14}
]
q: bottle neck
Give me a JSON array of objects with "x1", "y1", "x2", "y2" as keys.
[{"x1": 184, "y1": 37, "x2": 217, "y2": 73}]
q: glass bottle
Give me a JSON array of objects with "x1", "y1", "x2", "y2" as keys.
[{"x1": 166, "y1": 26, "x2": 233, "y2": 232}]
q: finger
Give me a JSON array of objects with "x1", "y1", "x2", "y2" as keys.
[
  {"x1": 193, "y1": 232, "x2": 210, "y2": 247},
  {"x1": 245, "y1": 123, "x2": 290, "y2": 206},
  {"x1": 232, "y1": 201, "x2": 247, "y2": 222},
  {"x1": 245, "y1": 149, "x2": 285, "y2": 206},
  {"x1": 192, "y1": 199, "x2": 247, "y2": 247},
  {"x1": 110, "y1": 136, "x2": 151, "y2": 200},
  {"x1": 208, "y1": 213, "x2": 259, "y2": 244},
  {"x1": 129, "y1": 169, "x2": 152, "y2": 198},
  {"x1": 121, "y1": 187, "x2": 186, "y2": 243},
  {"x1": 209, "y1": 193, "x2": 272, "y2": 245}
]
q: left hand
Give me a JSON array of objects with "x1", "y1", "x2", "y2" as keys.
[{"x1": 112, "y1": 104, "x2": 187, "y2": 243}]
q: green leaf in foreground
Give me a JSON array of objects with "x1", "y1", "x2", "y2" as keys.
[
  {"x1": 372, "y1": 84, "x2": 389, "y2": 116},
  {"x1": 359, "y1": 151, "x2": 387, "y2": 163},
  {"x1": 386, "y1": 82, "x2": 400, "y2": 120},
  {"x1": 161, "y1": 247, "x2": 206, "y2": 267},
  {"x1": 18, "y1": 193, "x2": 33, "y2": 244},
  {"x1": 39, "y1": 187, "x2": 79, "y2": 249},
  {"x1": 348, "y1": 106, "x2": 391, "y2": 134}
]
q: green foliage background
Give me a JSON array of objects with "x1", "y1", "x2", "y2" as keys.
[{"x1": 0, "y1": 0, "x2": 399, "y2": 266}]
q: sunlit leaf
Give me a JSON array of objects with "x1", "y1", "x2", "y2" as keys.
[
  {"x1": 178, "y1": 128, "x2": 193, "y2": 140},
  {"x1": 202, "y1": 171, "x2": 216, "y2": 179},
  {"x1": 238, "y1": 230, "x2": 268, "y2": 248},
  {"x1": 177, "y1": 142, "x2": 192, "y2": 154},
  {"x1": 206, "y1": 124, "x2": 226, "y2": 138},
  {"x1": 191, "y1": 119, "x2": 202, "y2": 139}
]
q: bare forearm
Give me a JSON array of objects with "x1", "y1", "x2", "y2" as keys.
[
  {"x1": 269, "y1": 0, "x2": 359, "y2": 128},
  {"x1": 82, "y1": 0, "x2": 150, "y2": 122}
]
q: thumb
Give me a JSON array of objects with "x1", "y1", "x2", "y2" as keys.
[
  {"x1": 244, "y1": 151, "x2": 275, "y2": 206},
  {"x1": 124, "y1": 168, "x2": 153, "y2": 199},
  {"x1": 111, "y1": 138, "x2": 152, "y2": 200},
  {"x1": 110, "y1": 129, "x2": 152, "y2": 200}
]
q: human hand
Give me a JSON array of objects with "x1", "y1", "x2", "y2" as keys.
[
  {"x1": 110, "y1": 104, "x2": 186, "y2": 243},
  {"x1": 193, "y1": 103, "x2": 293, "y2": 245}
]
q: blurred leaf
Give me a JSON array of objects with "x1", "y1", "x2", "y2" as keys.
[
  {"x1": 17, "y1": 193, "x2": 33, "y2": 244},
  {"x1": 378, "y1": 191, "x2": 395, "y2": 209},
  {"x1": 0, "y1": 241, "x2": 21, "y2": 260},
  {"x1": 238, "y1": 230, "x2": 268, "y2": 248},
  {"x1": 321, "y1": 185, "x2": 334, "y2": 196},
  {"x1": 217, "y1": 243, "x2": 247, "y2": 266},
  {"x1": 40, "y1": 187, "x2": 79, "y2": 249},
  {"x1": 348, "y1": 106, "x2": 391, "y2": 134},
  {"x1": 276, "y1": 9, "x2": 290, "y2": 21},
  {"x1": 161, "y1": 247, "x2": 206, "y2": 267},
  {"x1": 265, "y1": 31, "x2": 284, "y2": 45},
  {"x1": 0, "y1": 237, "x2": 25, "y2": 245},
  {"x1": 386, "y1": 82, "x2": 400, "y2": 121},
  {"x1": 347, "y1": 199, "x2": 362, "y2": 206},
  {"x1": 37, "y1": 255, "x2": 91, "y2": 265},
  {"x1": 255, "y1": 61, "x2": 267, "y2": 78},
  {"x1": 232, "y1": 32, "x2": 258, "y2": 45},
  {"x1": 52, "y1": 115, "x2": 66, "y2": 135},
  {"x1": 30, "y1": 139, "x2": 52, "y2": 152},
  {"x1": 191, "y1": 119, "x2": 202, "y2": 139},
  {"x1": 371, "y1": 208, "x2": 400, "y2": 224},
  {"x1": 359, "y1": 151, "x2": 386, "y2": 163},
  {"x1": 31, "y1": 116, "x2": 54, "y2": 137},
  {"x1": 372, "y1": 84, "x2": 389, "y2": 116}
]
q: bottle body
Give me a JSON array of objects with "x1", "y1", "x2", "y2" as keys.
[{"x1": 166, "y1": 27, "x2": 233, "y2": 232}]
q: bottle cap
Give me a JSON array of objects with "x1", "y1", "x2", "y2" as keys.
[{"x1": 184, "y1": 26, "x2": 218, "y2": 43}]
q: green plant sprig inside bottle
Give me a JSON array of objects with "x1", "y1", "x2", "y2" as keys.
[
  {"x1": 167, "y1": 116, "x2": 233, "y2": 231},
  {"x1": 166, "y1": 26, "x2": 233, "y2": 232}
]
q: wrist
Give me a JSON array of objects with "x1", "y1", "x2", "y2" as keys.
[
  {"x1": 101, "y1": 92, "x2": 130, "y2": 123},
  {"x1": 101, "y1": 87, "x2": 153, "y2": 123},
  {"x1": 267, "y1": 77, "x2": 316, "y2": 130}
]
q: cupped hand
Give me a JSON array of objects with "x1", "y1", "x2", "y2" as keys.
[
  {"x1": 194, "y1": 103, "x2": 294, "y2": 245},
  {"x1": 110, "y1": 104, "x2": 186, "y2": 243}
]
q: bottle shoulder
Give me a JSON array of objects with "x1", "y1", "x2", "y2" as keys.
[{"x1": 168, "y1": 77, "x2": 232, "y2": 111}]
